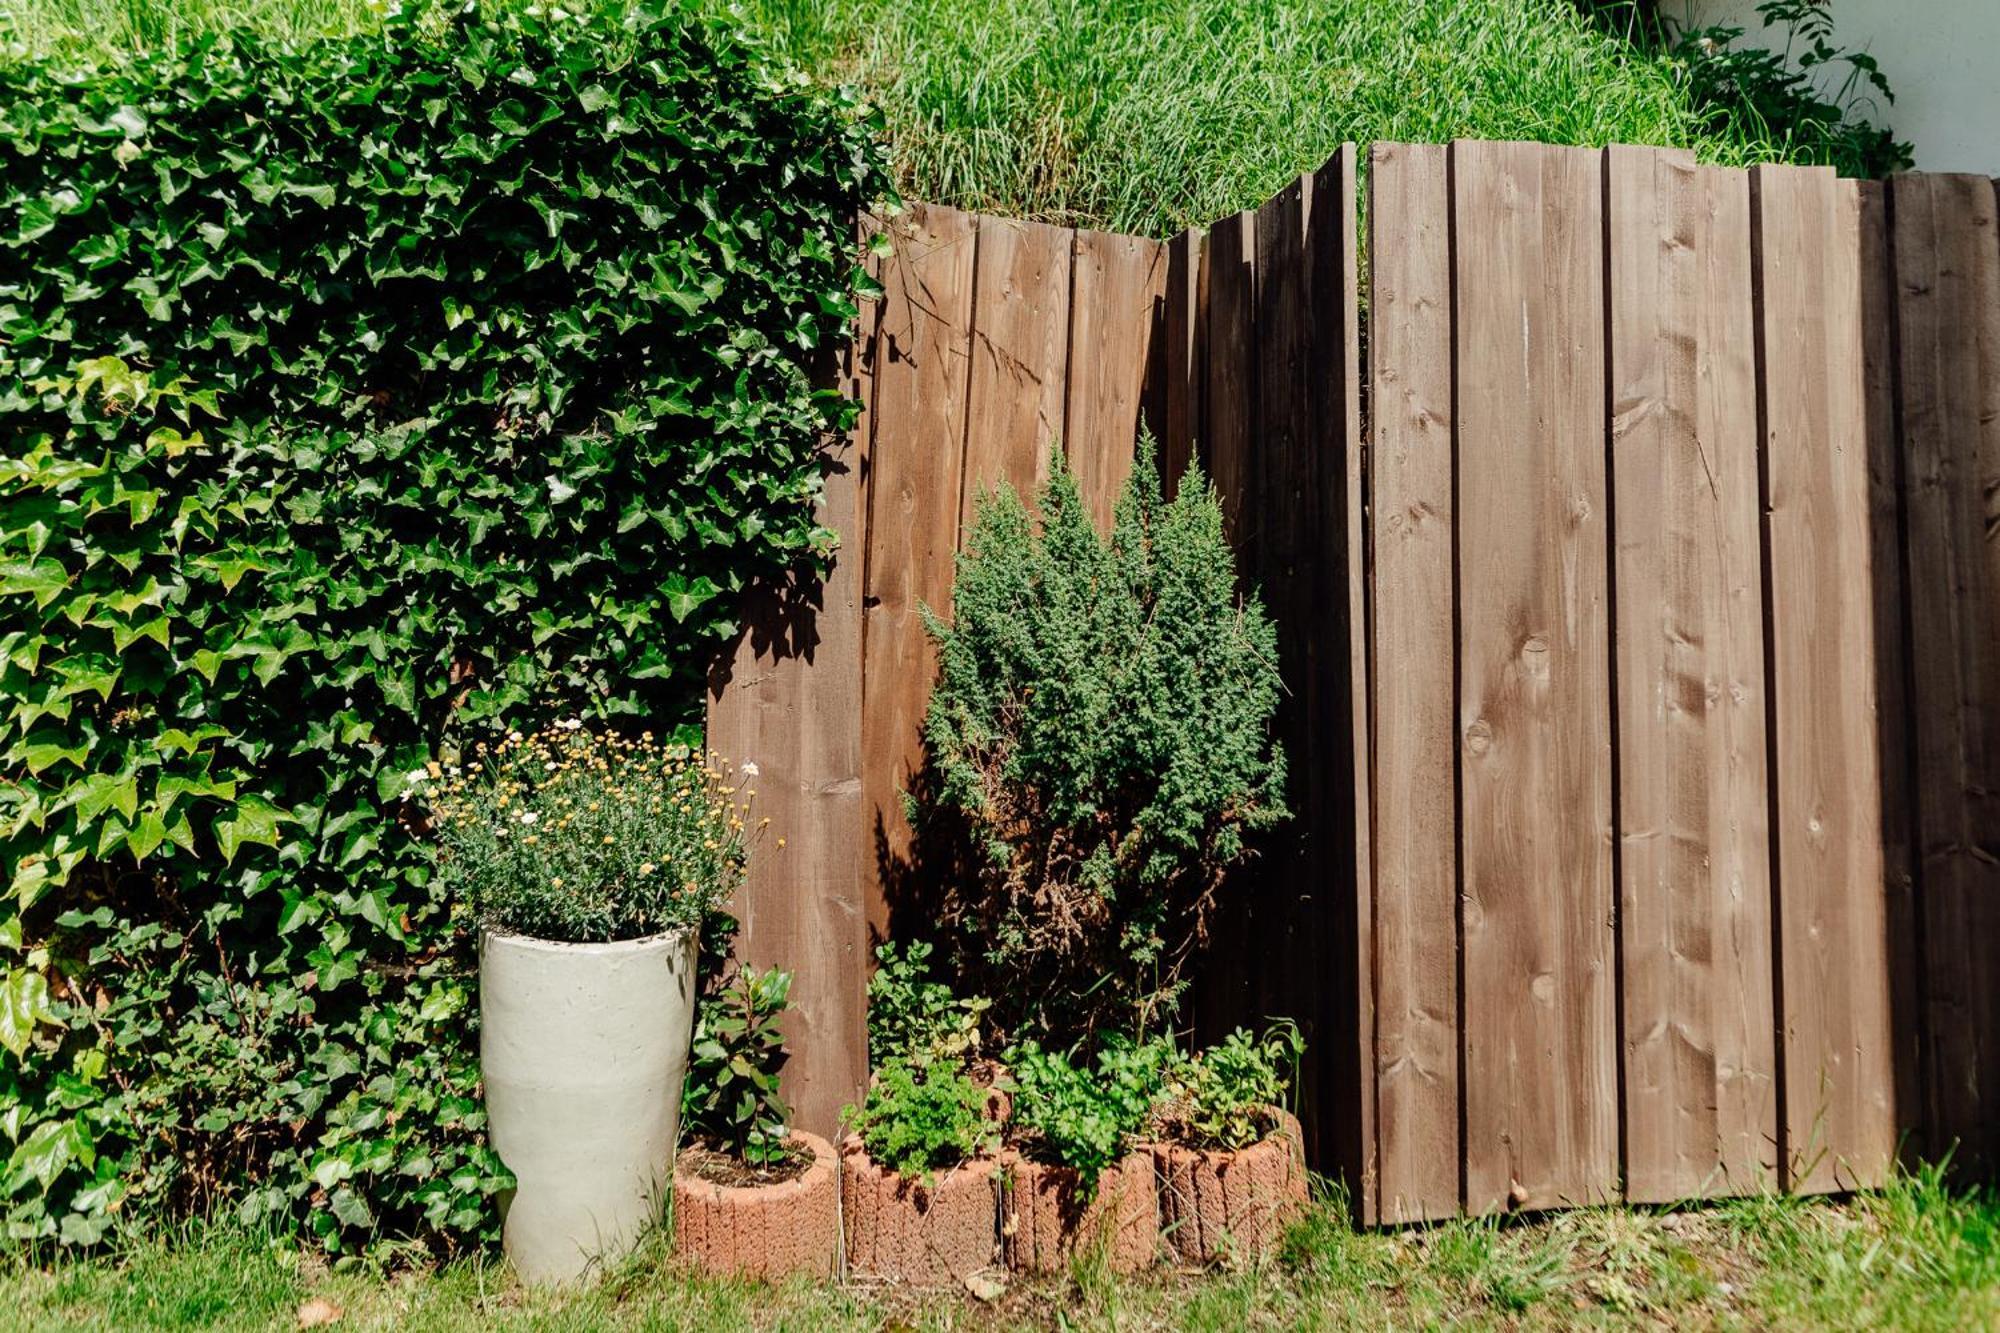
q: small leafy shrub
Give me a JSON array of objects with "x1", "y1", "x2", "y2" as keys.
[
  {"x1": 422, "y1": 726, "x2": 753, "y2": 944},
  {"x1": 1152, "y1": 1023, "x2": 1302, "y2": 1152},
  {"x1": 843, "y1": 1059, "x2": 997, "y2": 1181},
  {"x1": 682, "y1": 966, "x2": 795, "y2": 1170},
  {"x1": 918, "y1": 444, "x2": 1286, "y2": 1042},
  {"x1": 864, "y1": 940, "x2": 988, "y2": 1073},
  {"x1": 1006, "y1": 1036, "x2": 1167, "y2": 1187},
  {"x1": 0, "y1": 1, "x2": 884, "y2": 1257},
  {"x1": 1666, "y1": 0, "x2": 1911, "y2": 177}
]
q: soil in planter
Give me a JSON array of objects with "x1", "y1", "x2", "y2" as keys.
[
  {"x1": 673, "y1": 1131, "x2": 839, "y2": 1280},
  {"x1": 841, "y1": 1141, "x2": 1002, "y2": 1285},
  {"x1": 1152, "y1": 1108, "x2": 1309, "y2": 1266},
  {"x1": 1002, "y1": 1149, "x2": 1157, "y2": 1273}
]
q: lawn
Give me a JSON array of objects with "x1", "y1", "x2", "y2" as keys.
[
  {"x1": 7, "y1": 1169, "x2": 1998, "y2": 1331},
  {"x1": 4, "y1": 0, "x2": 1823, "y2": 236}
]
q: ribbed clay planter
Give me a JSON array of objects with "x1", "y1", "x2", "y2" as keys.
[
  {"x1": 1152, "y1": 1108, "x2": 1309, "y2": 1266},
  {"x1": 840, "y1": 1140, "x2": 1002, "y2": 1285},
  {"x1": 671, "y1": 1131, "x2": 839, "y2": 1280},
  {"x1": 1001, "y1": 1149, "x2": 1157, "y2": 1273},
  {"x1": 480, "y1": 927, "x2": 698, "y2": 1285}
]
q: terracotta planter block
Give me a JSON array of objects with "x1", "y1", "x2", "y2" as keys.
[
  {"x1": 1002, "y1": 1149, "x2": 1157, "y2": 1273},
  {"x1": 1153, "y1": 1109, "x2": 1309, "y2": 1266},
  {"x1": 840, "y1": 1141, "x2": 1001, "y2": 1285},
  {"x1": 672, "y1": 1131, "x2": 839, "y2": 1280}
]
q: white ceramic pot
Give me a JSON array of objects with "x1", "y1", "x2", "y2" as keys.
[{"x1": 479, "y1": 927, "x2": 697, "y2": 1284}]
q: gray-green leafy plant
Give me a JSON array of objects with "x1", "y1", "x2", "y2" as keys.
[
  {"x1": 682, "y1": 966, "x2": 795, "y2": 1169},
  {"x1": 917, "y1": 442, "x2": 1286, "y2": 1043},
  {"x1": 864, "y1": 940, "x2": 989, "y2": 1073}
]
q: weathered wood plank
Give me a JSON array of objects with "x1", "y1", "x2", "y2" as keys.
[
  {"x1": 962, "y1": 215, "x2": 1073, "y2": 524},
  {"x1": 1163, "y1": 226, "x2": 1206, "y2": 497},
  {"x1": 1453, "y1": 140, "x2": 1617, "y2": 1214},
  {"x1": 1753, "y1": 164, "x2": 1896, "y2": 1194},
  {"x1": 860, "y1": 203, "x2": 978, "y2": 946},
  {"x1": 1892, "y1": 171, "x2": 2000, "y2": 1179},
  {"x1": 1366, "y1": 140, "x2": 1460, "y2": 1224},
  {"x1": 1201, "y1": 211, "x2": 1257, "y2": 551},
  {"x1": 1065, "y1": 228, "x2": 1167, "y2": 529},
  {"x1": 1857, "y1": 179, "x2": 1926, "y2": 1165},
  {"x1": 1608, "y1": 147, "x2": 1777, "y2": 1201}
]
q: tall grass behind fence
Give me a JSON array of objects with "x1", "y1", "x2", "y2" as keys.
[{"x1": 709, "y1": 144, "x2": 2000, "y2": 1224}]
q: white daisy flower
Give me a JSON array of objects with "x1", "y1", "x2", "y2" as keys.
[
  {"x1": 519, "y1": 811, "x2": 539, "y2": 825},
  {"x1": 741, "y1": 761, "x2": 760, "y2": 778}
]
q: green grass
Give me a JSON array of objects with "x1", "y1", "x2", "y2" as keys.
[
  {"x1": 7, "y1": 1168, "x2": 1998, "y2": 1331},
  {"x1": 5, "y1": 0, "x2": 1833, "y2": 237}
]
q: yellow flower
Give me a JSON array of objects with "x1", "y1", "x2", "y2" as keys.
[
  {"x1": 639, "y1": 863, "x2": 656, "y2": 875},
  {"x1": 552, "y1": 877, "x2": 564, "y2": 888}
]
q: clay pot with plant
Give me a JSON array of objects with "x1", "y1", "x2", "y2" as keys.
[
  {"x1": 841, "y1": 942, "x2": 1005, "y2": 1285},
  {"x1": 673, "y1": 966, "x2": 838, "y2": 1279},
  {"x1": 420, "y1": 725, "x2": 759, "y2": 1285},
  {"x1": 999, "y1": 1036, "x2": 1167, "y2": 1274},
  {"x1": 1146, "y1": 1022, "x2": 1309, "y2": 1266}
]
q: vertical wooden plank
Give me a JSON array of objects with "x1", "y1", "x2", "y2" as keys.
[
  {"x1": 1317, "y1": 144, "x2": 1375, "y2": 1222},
  {"x1": 1753, "y1": 164, "x2": 1896, "y2": 1193},
  {"x1": 703, "y1": 223, "x2": 876, "y2": 1134},
  {"x1": 1857, "y1": 179, "x2": 1926, "y2": 1166},
  {"x1": 1201, "y1": 211, "x2": 1257, "y2": 549},
  {"x1": 1454, "y1": 140, "x2": 1618, "y2": 1213},
  {"x1": 961, "y1": 215, "x2": 1073, "y2": 524},
  {"x1": 1367, "y1": 141, "x2": 1461, "y2": 1224},
  {"x1": 860, "y1": 203, "x2": 978, "y2": 944},
  {"x1": 1892, "y1": 172, "x2": 2000, "y2": 1179},
  {"x1": 1065, "y1": 229, "x2": 1167, "y2": 530},
  {"x1": 1609, "y1": 148, "x2": 1777, "y2": 1202},
  {"x1": 1163, "y1": 226, "x2": 1207, "y2": 497}
]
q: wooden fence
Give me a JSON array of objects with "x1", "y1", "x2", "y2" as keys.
[{"x1": 708, "y1": 141, "x2": 2000, "y2": 1225}]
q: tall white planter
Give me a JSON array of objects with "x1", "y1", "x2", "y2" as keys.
[{"x1": 479, "y1": 927, "x2": 697, "y2": 1284}]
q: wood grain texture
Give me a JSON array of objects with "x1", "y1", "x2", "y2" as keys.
[
  {"x1": 1163, "y1": 226, "x2": 1206, "y2": 496},
  {"x1": 1202, "y1": 211, "x2": 1258, "y2": 552},
  {"x1": 1607, "y1": 147, "x2": 1777, "y2": 1202},
  {"x1": 1452, "y1": 140, "x2": 1617, "y2": 1214},
  {"x1": 1891, "y1": 172, "x2": 2000, "y2": 1179},
  {"x1": 962, "y1": 215, "x2": 1073, "y2": 524},
  {"x1": 1366, "y1": 140, "x2": 1460, "y2": 1224},
  {"x1": 1752, "y1": 165, "x2": 1895, "y2": 1194},
  {"x1": 860, "y1": 203, "x2": 977, "y2": 945},
  {"x1": 1065, "y1": 228, "x2": 1166, "y2": 530},
  {"x1": 1857, "y1": 180, "x2": 1926, "y2": 1164}
]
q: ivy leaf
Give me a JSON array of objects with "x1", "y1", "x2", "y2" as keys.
[
  {"x1": 0, "y1": 967, "x2": 57, "y2": 1058},
  {"x1": 214, "y1": 796, "x2": 290, "y2": 866}
]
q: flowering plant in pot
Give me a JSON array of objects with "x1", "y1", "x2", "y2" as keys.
[
  {"x1": 1146, "y1": 1022, "x2": 1308, "y2": 1266},
  {"x1": 672, "y1": 965, "x2": 840, "y2": 1279},
  {"x1": 1000, "y1": 1035, "x2": 1168, "y2": 1273},
  {"x1": 421, "y1": 724, "x2": 755, "y2": 1284}
]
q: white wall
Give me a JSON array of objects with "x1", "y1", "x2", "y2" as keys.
[{"x1": 1678, "y1": 1, "x2": 2000, "y2": 175}]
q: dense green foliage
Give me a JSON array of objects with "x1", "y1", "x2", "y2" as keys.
[
  {"x1": 918, "y1": 448, "x2": 1284, "y2": 1043},
  {"x1": 6, "y1": 2, "x2": 1909, "y2": 238},
  {"x1": 1005, "y1": 1036, "x2": 1166, "y2": 1187},
  {"x1": 862, "y1": 940, "x2": 987, "y2": 1073},
  {"x1": 842, "y1": 1059, "x2": 996, "y2": 1180},
  {"x1": 698, "y1": 0, "x2": 1880, "y2": 235},
  {"x1": 1152, "y1": 1022, "x2": 1300, "y2": 1151},
  {"x1": 0, "y1": 3, "x2": 884, "y2": 1255},
  {"x1": 682, "y1": 966, "x2": 794, "y2": 1168},
  {"x1": 423, "y1": 725, "x2": 752, "y2": 944},
  {"x1": 1659, "y1": 0, "x2": 1911, "y2": 178}
]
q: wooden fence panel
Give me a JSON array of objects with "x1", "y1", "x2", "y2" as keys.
[
  {"x1": 860, "y1": 203, "x2": 977, "y2": 938},
  {"x1": 962, "y1": 215, "x2": 1073, "y2": 523},
  {"x1": 1163, "y1": 226, "x2": 1206, "y2": 495},
  {"x1": 1202, "y1": 211, "x2": 1258, "y2": 553},
  {"x1": 1366, "y1": 140, "x2": 1460, "y2": 1224},
  {"x1": 1064, "y1": 229, "x2": 1167, "y2": 528},
  {"x1": 1453, "y1": 140, "x2": 1618, "y2": 1214},
  {"x1": 1892, "y1": 172, "x2": 2000, "y2": 1178},
  {"x1": 1607, "y1": 147, "x2": 1777, "y2": 1201},
  {"x1": 1753, "y1": 165, "x2": 1896, "y2": 1193}
]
